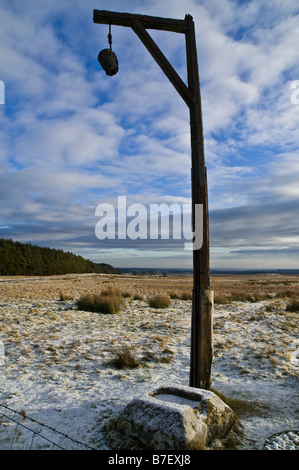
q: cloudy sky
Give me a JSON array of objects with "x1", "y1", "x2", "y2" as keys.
[{"x1": 0, "y1": 0, "x2": 298, "y2": 270}]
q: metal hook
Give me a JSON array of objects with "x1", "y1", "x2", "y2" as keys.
[{"x1": 108, "y1": 24, "x2": 112, "y2": 50}]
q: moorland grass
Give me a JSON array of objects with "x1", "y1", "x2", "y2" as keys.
[
  {"x1": 77, "y1": 291, "x2": 123, "y2": 314},
  {"x1": 109, "y1": 346, "x2": 141, "y2": 369},
  {"x1": 180, "y1": 291, "x2": 192, "y2": 300},
  {"x1": 148, "y1": 294, "x2": 170, "y2": 309},
  {"x1": 214, "y1": 291, "x2": 273, "y2": 304},
  {"x1": 58, "y1": 291, "x2": 74, "y2": 301}
]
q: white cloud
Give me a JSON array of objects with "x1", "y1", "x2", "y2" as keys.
[
  {"x1": 0, "y1": 0, "x2": 298, "y2": 269},
  {"x1": 12, "y1": 109, "x2": 125, "y2": 167}
]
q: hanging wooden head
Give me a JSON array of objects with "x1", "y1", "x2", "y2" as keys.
[{"x1": 98, "y1": 25, "x2": 119, "y2": 76}]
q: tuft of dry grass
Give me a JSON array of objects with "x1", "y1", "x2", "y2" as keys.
[
  {"x1": 133, "y1": 293, "x2": 144, "y2": 301},
  {"x1": 58, "y1": 291, "x2": 73, "y2": 301},
  {"x1": 180, "y1": 291, "x2": 192, "y2": 301},
  {"x1": 122, "y1": 291, "x2": 131, "y2": 298},
  {"x1": 148, "y1": 294, "x2": 170, "y2": 309},
  {"x1": 286, "y1": 299, "x2": 299, "y2": 312},
  {"x1": 214, "y1": 293, "x2": 231, "y2": 304},
  {"x1": 168, "y1": 291, "x2": 192, "y2": 300},
  {"x1": 100, "y1": 287, "x2": 123, "y2": 298},
  {"x1": 76, "y1": 291, "x2": 123, "y2": 314},
  {"x1": 265, "y1": 300, "x2": 284, "y2": 311},
  {"x1": 169, "y1": 292, "x2": 180, "y2": 299},
  {"x1": 109, "y1": 346, "x2": 141, "y2": 369},
  {"x1": 276, "y1": 290, "x2": 298, "y2": 299}
]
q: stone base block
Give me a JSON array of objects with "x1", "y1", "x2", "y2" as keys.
[{"x1": 111, "y1": 384, "x2": 242, "y2": 450}]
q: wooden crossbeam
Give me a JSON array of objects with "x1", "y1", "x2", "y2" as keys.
[{"x1": 93, "y1": 10, "x2": 188, "y2": 33}]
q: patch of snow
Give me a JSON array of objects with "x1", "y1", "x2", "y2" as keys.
[
  {"x1": 264, "y1": 431, "x2": 299, "y2": 450},
  {"x1": 154, "y1": 394, "x2": 200, "y2": 408}
]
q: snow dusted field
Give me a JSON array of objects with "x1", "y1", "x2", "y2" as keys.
[{"x1": 0, "y1": 273, "x2": 298, "y2": 451}]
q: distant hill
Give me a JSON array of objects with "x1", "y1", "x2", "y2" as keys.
[
  {"x1": 121, "y1": 267, "x2": 299, "y2": 276},
  {"x1": 0, "y1": 238, "x2": 121, "y2": 276}
]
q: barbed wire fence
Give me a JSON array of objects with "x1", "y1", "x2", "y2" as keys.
[{"x1": 0, "y1": 402, "x2": 98, "y2": 450}]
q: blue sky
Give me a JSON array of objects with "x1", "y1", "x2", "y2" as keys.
[{"x1": 0, "y1": 0, "x2": 299, "y2": 270}]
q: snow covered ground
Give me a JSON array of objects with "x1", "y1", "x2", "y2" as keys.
[{"x1": 0, "y1": 275, "x2": 298, "y2": 450}]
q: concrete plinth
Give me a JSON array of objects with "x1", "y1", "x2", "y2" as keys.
[{"x1": 109, "y1": 384, "x2": 242, "y2": 450}]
